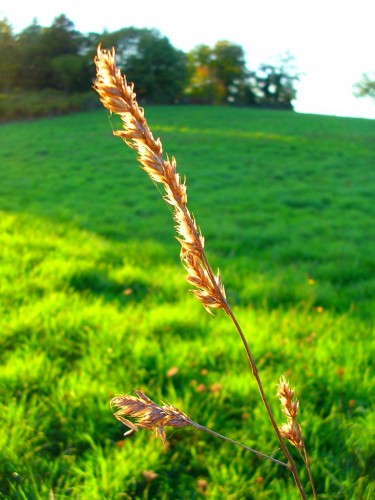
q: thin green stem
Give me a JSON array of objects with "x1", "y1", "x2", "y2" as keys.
[
  {"x1": 169, "y1": 148, "x2": 308, "y2": 498},
  {"x1": 197, "y1": 248, "x2": 307, "y2": 497},
  {"x1": 224, "y1": 308, "x2": 307, "y2": 500},
  {"x1": 300, "y1": 447, "x2": 318, "y2": 499},
  {"x1": 193, "y1": 423, "x2": 289, "y2": 468}
]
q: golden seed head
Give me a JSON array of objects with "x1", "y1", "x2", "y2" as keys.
[
  {"x1": 279, "y1": 421, "x2": 304, "y2": 450},
  {"x1": 93, "y1": 45, "x2": 228, "y2": 314},
  {"x1": 276, "y1": 376, "x2": 299, "y2": 420},
  {"x1": 111, "y1": 391, "x2": 194, "y2": 444},
  {"x1": 276, "y1": 376, "x2": 305, "y2": 451}
]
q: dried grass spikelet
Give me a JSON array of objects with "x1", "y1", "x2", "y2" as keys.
[
  {"x1": 111, "y1": 391, "x2": 289, "y2": 467},
  {"x1": 279, "y1": 420, "x2": 303, "y2": 450},
  {"x1": 276, "y1": 376, "x2": 303, "y2": 450},
  {"x1": 277, "y1": 377, "x2": 317, "y2": 498},
  {"x1": 277, "y1": 376, "x2": 299, "y2": 421},
  {"x1": 111, "y1": 391, "x2": 195, "y2": 444},
  {"x1": 93, "y1": 46, "x2": 227, "y2": 314}
]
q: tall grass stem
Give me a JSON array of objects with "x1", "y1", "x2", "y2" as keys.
[
  {"x1": 226, "y1": 309, "x2": 307, "y2": 499},
  {"x1": 94, "y1": 45, "x2": 310, "y2": 499}
]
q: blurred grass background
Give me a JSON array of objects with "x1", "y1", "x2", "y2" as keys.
[{"x1": 0, "y1": 106, "x2": 374, "y2": 498}]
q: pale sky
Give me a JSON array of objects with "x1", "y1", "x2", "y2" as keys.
[{"x1": 2, "y1": 0, "x2": 374, "y2": 119}]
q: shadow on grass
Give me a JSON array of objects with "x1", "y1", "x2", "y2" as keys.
[{"x1": 69, "y1": 269, "x2": 150, "y2": 305}]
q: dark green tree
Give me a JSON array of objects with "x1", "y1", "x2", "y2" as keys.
[
  {"x1": 354, "y1": 73, "x2": 375, "y2": 99},
  {"x1": 0, "y1": 18, "x2": 18, "y2": 92},
  {"x1": 185, "y1": 41, "x2": 251, "y2": 105},
  {"x1": 45, "y1": 15, "x2": 90, "y2": 91},
  {"x1": 16, "y1": 19, "x2": 49, "y2": 90},
  {"x1": 50, "y1": 54, "x2": 92, "y2": 93},
  {"x1": 185, "y1": 44, "x2": 221, "y2": 104},
  {"x1": 124, "y1": 30, "x2": 187, "y2": 103},
  {"x1": 15, "y1": 15, "x2": 90, "y2": 92},
  {"x1": 96, "y1": 28, "x2": 187, "y2": 103},
  {"x1": 251, "y1": 54, "x2": 300, "y2": 109},
  {"x1": 212, "y1": 41, "x2": 248, "y2": 103},
  {"x1": 42, "y1": 14, "x2": 82, "y2": 57},
  {"x1": 96, "y1": 27, "x2": 145, "y2": 65}
]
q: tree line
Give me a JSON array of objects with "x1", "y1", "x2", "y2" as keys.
[{"x1": 0, "y1": 14, "x2": 300, "y2": 109}]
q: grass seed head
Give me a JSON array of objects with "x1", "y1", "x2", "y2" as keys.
[
  {"x1": 277, "y1": 376, "x2": 299, "y2": 420},
  {"x1": 111, "y1": 391, "x2": 194, "y2": 443},
  {"x1": 276, "y1": 377, "x2": 306, "y2": 452},
  {"x1": 279, "y1": 420, "x2": 304, "y2": 450},
  {"x1": 93, "y1": 46, "x2": 228, "y2": 314}
]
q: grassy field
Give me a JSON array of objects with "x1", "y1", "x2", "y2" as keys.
[{"x1": 0, "y1": 106, "x2": 374, "y2": 499}]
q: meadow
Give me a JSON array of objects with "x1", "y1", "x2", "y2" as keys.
[{"x1": 0, "y1": 106, "x2": 374, "y2": 499}]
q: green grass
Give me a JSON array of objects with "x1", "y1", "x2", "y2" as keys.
[
  {"x1": 0, "y1": 106, "x2": 374, "y2": 499},
  {"x1": 0, "y1": 91, "x2": 98, "y2": 121}
]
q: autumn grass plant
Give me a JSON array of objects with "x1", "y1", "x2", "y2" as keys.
[
  {"x1": 0, "y1": 73, "x2": 374, "y2": 497},
  {"x1": 92, "y1": 45, "x2": 315, "y2": 498}
]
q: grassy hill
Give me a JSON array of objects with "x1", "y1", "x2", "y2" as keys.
[{"x1": 0, "y1": 106, "x2": 374, "y2": 498}]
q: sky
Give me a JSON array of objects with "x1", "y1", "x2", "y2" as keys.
[{"x1": 1, "y1": 0, "x2": 374, "y2": 119}]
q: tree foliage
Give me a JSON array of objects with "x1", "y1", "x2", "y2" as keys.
[
  {"x1": 186, "y1": 41, "x2": 250, "y2": 105},
  {"x1": 0, "y1": 14, "x2": 300, "y2": 109},
  {"x1": 185, "y1": 43, "x2": 298, "y2": 108},
  {"x1": 250, "y1": 54, "x2": 300, "y2": 109},
  {"x1": 0, "y1": 19, "x2": 18, "y2": 92},
  {"x1": 121, "y1": 29, "x2": 188, "y2": 104},
  {"x1": 354, "y1": 73, "x2": 375, "y2": 100},
  {"x1": 1, "y1": 15, "x2": 91, "y2": 93}
]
